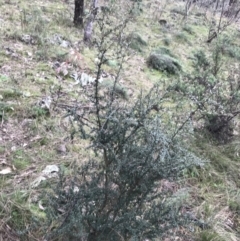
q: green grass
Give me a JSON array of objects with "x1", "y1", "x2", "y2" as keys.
[
  {"x1": 0, "y1": 88, "x2": 22, "y2": 99},
  {"x1": 174, "y1": 31, "x2": 191, "y2": 44},
  {"x1": 11, "y1": 150, "x2": 31, "y2": 170},
  {"x1": 0, "y1": 0, "x2": 240, "y2": 240},
  {"x1": 0, "y1": 74, "x2": 10, "y2": 82},
  {"x1": 182, "y1": 24, "x2": 195, "y2": 35},
  {"x1": 196, "y1": 230, "x2": 225, "y2": 241}
]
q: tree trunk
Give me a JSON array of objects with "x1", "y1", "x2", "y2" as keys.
[
  {"x1": 184, "y1": 0, "x2": 193, "y2": 20},
  {"x1": 74, "y1": 0, "x2": 84, "y2": 27},
  {"x1": 83, "y1": 0, "x2": 98, "y2": 44},
  {"x1": 229, "y1": 0, "x2": 237, "y2": 6}
]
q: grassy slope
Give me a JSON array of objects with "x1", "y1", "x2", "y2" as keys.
[{"x1": 0, "y1": 0, "x2": 240, "y2": 240}]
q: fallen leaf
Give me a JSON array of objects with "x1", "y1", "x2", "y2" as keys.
[
  {"x1": 23, "y1": 91, "x2": 31, "y2": 97},
  {"x1": 38, "y1": 201, "x2": 45, "y2": 210},
  {"x1": 27, "y1": 51, "x2": 32, "y2": 57},
  {"x1": 0, "y1": 167, "x2": 12, "y2": 175},
  {"x1": 11, "y1": 146, "x2": 17, "y2": 151},
  {"x1": 31, "y1": 176, "x2": 47, "y2": 188},
  {"x1": 42, "y1": 165, "x2": 59, "y2": 174},
  {"x1": 57, "y1": 208, "x2": 65, "y2": 214},
  {"x1": 30, "y1": 135, "x2": 42, "y2": 142}
]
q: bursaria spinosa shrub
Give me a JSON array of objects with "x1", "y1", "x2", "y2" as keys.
[
  {"x1": 44, "y1": 1, "x2": 204, "y2": 240},
  {"x1": 45, "y1": 86, "x2": 204, "y2": 241}
]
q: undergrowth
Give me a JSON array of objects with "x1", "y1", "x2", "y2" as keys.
[{"x1": 0, "y1": 0, "x2": 240, "y2": 240}]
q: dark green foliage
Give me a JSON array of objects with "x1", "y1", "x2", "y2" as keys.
[
  {"x1": 154, "y1": 47, "x2": 175, "y2": 57},
  {"x1": 163, "y1": 37, "x2": 171, "y2": 46},
  {"x1": 46, "y1": 86, "x2": 203, "y2": 241},
  {"x1": 100, "y1": 6, "x2": 111, "y2": 13},
  {"x1": 204, "y1": 113, "x2": 234, "y2": 143},
  {"x1": 44, "y1": 3, "x2": 204, "y2": 239},
  {"x1": 147, "y1": 50, "x2": 181, "y2": 74},
  {"x1": 192, "y1": 50, "x2": 210, "y2": 72}
]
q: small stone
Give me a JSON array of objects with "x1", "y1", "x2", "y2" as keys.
[{"x1": 56, "y1": 144, "x2": 67, "y2": 154}]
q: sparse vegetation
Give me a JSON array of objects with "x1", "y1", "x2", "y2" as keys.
[
  {"x1": 171, "y1": 7, "x2": 185, "y2": 16},
  {"x1": 127, "y1": 32, "x2": 147, "y2": 52},
  {"x1": 229, "y1": 199, "x2": 240, "y2": 213},
  {"x1": 174, "y1": 31, "x2": 190, "y2": 43},
  {"x1": 1, "y1": 0, "x2": 240, "y2": 240},
  {"x1": 182, "y1": 24, "x2": 195, "y2": 35},
  {"x1": 174, "y1": 47, "x2": 240, "y2": 143},
  {"x1": 99, "y1": 79, "x2": 128, "y2": 100},
  {"x1": 197, "y1": 230, "x2": 224, "y2": 241}
]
